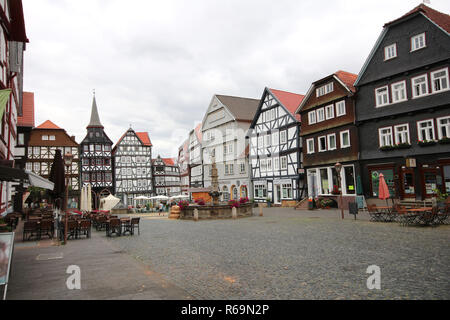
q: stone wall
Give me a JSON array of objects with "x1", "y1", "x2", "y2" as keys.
[{"x1": 179, "y1": 203, "x2": 254, "y2": 220}]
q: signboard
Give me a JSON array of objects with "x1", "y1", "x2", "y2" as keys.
[
  {"x1": 0, "y1": 232, "x2": 14, "y2": 300},
  {"x1": 406, "y1": 158, "x2": 416, "y2": 168}
]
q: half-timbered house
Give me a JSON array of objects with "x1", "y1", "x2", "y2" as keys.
[
  {"x1": 296, "y1": 71, "x2": 358, "y2": 208},
  {"x1": 249, "y1": 88, "x2": 305, "y2": 205},
  {"x1": 202, "y1": 94, "x2": 259, "y2": 201},
  {"x1": 113, "y1": 128, "x2": 153, "y2": 206},
  {"x1": 355, "y1": 4, "x2": 450, "y2": 201},
  {"x1": 0, "y1": 0, "x2": 28, "y2": 215},
  {"x1": 26, "y1": 120, "x2": 80, "y2": 207},
  {"x1": 152, "y1": 156, "x2": 181, "y2": 196},
  {"x1": 80, "y1": 95, "x2": 114, "y2": 206}
]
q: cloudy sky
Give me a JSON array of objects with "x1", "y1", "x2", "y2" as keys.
[{"x1": 22, "y1": 0, "x2": 450, "y2": 158}]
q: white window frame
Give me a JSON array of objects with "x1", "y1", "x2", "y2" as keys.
[
  {"x1": 49, "y1": 135, "x2": 55, "y2": 141},
  {"x1": 42, "y1": 135, "x2": 48, "y2": 141},
  {"x1": 280, "y1": 131, "x2": 287, "y2": 144},
  {"x1": 272, "y1": 131, "x2": 279, "y2": 146},
  {"x1": 280, "y1": 156, "x2": 287, "y2": 170},
  {"x1": 411, "y1": 33, "x2": 426, "y2": 52},
  {"x1": 327, "y1": 133, "x2": 337, "y2": 151},
  {"x1": 417, "y1": 119, "x2": 435, "y2": 142},
  {"x1": 340, "y1": 130, "x2": 351, "y2": 148},
  {"x1": 430, "y1": 68, "x2": 449, "y2": 94},
  {"x1": 375, "y1": 86, "x2": 389, "y2": 107},
  {"x1": 308, "y1": 111, "x2": 317, "y2": 124},
  {"x1": 379, "y1": 127, "x2": 393, "y2": 147},
  {"x1": 325, "y1": 104, "x2": 334, "y2": 120},
  {"x1": 437, "y1": 116, "x2": 450, "y2": 140},
  {"x1": 391, "y1": 80, "x2": 407, "y2": 103},
  {"x1": 384, "y1": 43, "x2": 397, "y2": 61},
  {"x1": 267, "y1": 158, "x2": 272, "y2": 172},
  {"x1": 336, "y1": 100, "x2": 346, "y2": 117},
  {"x1": 316, "y1": 108, "x2": 325, "y2": 122},
  {"x1": 260, "y1": 159, "x2": 266, "y2": 172},
  {"x1": 281, "y1": 183, "x2": 293, "y2": 199},
  {"x1": 411, "y1": 74, "x2": 429, "y2": 98},
  {"x1": 306, "y1": 138, "x2": 315, "y2": 154},
  {"x1": 318, "y1": 136, "x2": 327, "y2": 152},
  {"x1": 394, "y1": 124, "x2": 410, "y2": 145},
  {"x1": 265, "y1": 134, "x2": 271, "y2": 147},
  {"x1": 274, "y1": 157, "x2": 280, "y2": 170}
]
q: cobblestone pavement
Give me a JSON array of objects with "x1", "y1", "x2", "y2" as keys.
[{"x1": 106, "y1": 208, "x2": 450, "y2": 300}]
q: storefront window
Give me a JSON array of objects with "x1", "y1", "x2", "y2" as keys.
[
  {"x1": 344, "y1": 166, "x2": 356, "y2": 194},
  {"x1": 282, "y1": 184, "x2": 292, "y2": 199},
  {"x1": 444, "y1": 166, "x2": 450, "y2": 193},
  {"x1": 320, "y1": 168, "x2": 329, "y2": 194},
  {"x1": 331, "y1": 168, "x2": 339, "y2": 193},
  {"x1": 370, "y1": 168, "x2": 395, "y2": 197},
  {"x1": 403, "y1": 172, "x2": 415, "y2": 195},
  {"x1": 254, "y1": 184, "x2": 267, "y2": 199},
  {"x1": 424, "y1": 172, "x2": 438, "y2": 196}
]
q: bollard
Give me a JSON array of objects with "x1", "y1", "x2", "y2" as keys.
[
  {"x1": 258, "y1": 203, "x2": 263, "y2": 216},
  {"x1": 232, "y1": 207, "x2": 237, "y2": 219},
  {"x1": 194, "y1": 208, "x2": 199, "y2": 222}
]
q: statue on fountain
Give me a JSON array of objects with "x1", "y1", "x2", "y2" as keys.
[{"x1": 208, "y1": 156, "x2": 222, "y2": 205}]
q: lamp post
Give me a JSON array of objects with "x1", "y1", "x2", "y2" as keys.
[
  {"x1": 334, "y1": 162, "x2": 344, "y2": 220},
  {"x1": 63, "y1": 152, "x2": 73, "y2": 245}
]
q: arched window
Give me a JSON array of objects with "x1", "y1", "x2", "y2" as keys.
[
  {"x1": 222, "y1": 186, "x2": 230, "y2": 201},
  {"x1": 240, "y1": 185, "x2": 248, "y2": 198},
  {"x1": 231, "y1": 185, "x2": 238, "y2": 200}
]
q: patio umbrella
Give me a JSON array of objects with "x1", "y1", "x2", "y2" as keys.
[
  {"x1": 378, "y1": 173, "x2": 390, "y2": 206},
  {"x1": 48, "y1": 149, "x2": 65, "y2": 209},
  {"x1": 87, "y1": 184, "x2": 92, "y2": 212}
]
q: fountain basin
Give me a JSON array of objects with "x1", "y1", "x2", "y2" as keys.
[{"x1": 179, "y1": 203, "x2": 253, "y2": 220}]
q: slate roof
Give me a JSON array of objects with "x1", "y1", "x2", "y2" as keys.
[
  {"x1": 87, "y1": 96, "x2": 104, "y2": 128},
  {"x1": 216, "y1": 95, "x2": 260, "y2": 122},
  {"x1": 18, "y1": 92, "x2": 35, "y2": 127}
]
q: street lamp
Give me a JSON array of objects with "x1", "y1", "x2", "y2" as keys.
[
  {"x1": 334, "y1": 162, "x2": 344, "y2": 220},
  {"x1": 63, "y1": 152, "x2": 73, "y2": 245}
]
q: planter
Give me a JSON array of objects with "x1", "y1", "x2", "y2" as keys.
[
  {"x1": 380, "y1": 143, "x2": 411, "y2": 151},
  {"x1": 438, "y1": 137, "x2": 450, "y2": 144},
  {"x1": 379, "y1": 145, "x2": 396, "y2": 151},
  {"x1": 418, "y1": 140, "x2": 437, "y2": 147}
]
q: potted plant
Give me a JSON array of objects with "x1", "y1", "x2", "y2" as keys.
[
  {"x1": 229, "y1": 200, "x2": 240, "y2": 209},
  {"x1": 433, "y1": 188, "x2": 449, "y2": 208},
  {"x1": 438, "y1": 137, "x2": 450, "y2": 144},
  {"x1": 177, "y1": 200, "x2": 190, "y2": 211},
  {"x1": 380, "y1": 145, "x2": 396, "y2": 151},
  {"x1": 395, "y1": 142, "x2": 412, "y2": 149},
  {"x1": 331, "y1": 185, "x2": 340, "y2": 195},
  {"x1": 266, "y1": 197, "x2": 272, "y2": 207},
  {"x1": 418, "y1": 139, "x2": 437, "y2": 146}
]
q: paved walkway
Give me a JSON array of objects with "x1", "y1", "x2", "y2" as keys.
[{"x1": 6, "y1": 220, "x2": 192, "y2": 300}]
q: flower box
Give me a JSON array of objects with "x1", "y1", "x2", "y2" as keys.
[
  {"x1": 418, "y1": 140, "x2": 437, "y2": 147},
  {"x1": 438, "y1": 137, "x2": 450, "y2": 144}
]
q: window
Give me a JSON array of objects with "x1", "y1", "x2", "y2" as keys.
[
  {"x1": 306, "y1": 138, "x2": 315, "y2": 154},
  {"x1": 260, "y1": 159, "x2": 266, "y2": 172},
  {"x1": 105, "y1": 173, "x2": 112, "y2": 182},
  {"x1": 417, "y1": 120, "x2": 435, "y2": 142},
  {"x1": 437, "y1": 116, "x2": 450, "y2": 139},
  {"x1": 26, "y1": 162, "x2": 32, "y2": 171},
  {"x1": 318, "y1": 136, "x2": 327, "y2": 152},
  {"x1": 33, "y1": 162, "x2": 40, "y2": 173},
  {"x1": 254, "y1": 184, "x2": 267, "y2": 198},
  {"x1": 95, "y1": 145, "x2": 101, "y2": 151},
  {"x1": 430, "y1": 68, "x2": 449, "y2": 93},
  {"x1": 316, "y1": 82, "x2": 334, "y2": 97},
  {"x1": 258, "y1": 136, "x2": 263, "y2": 149},
  {"x1": 18, "y1": 133, "x2": 24, "y2": 145},
  {"x1": 274, "y1": 157, "x2": 279, "y2": 170},
  {"x1": 411, "y1": 33, "x2": 426, "y2": 51},
  {"x1": 412, "y1": 74, "x2": 428, "y2": 98},
  {"x1": 240, "y1": 163, "x2": 246, "y2": 173},
  {"x1": 325, "y1": 105, "x2": 334, "y2": 120},
  {"x1": 344, "y1": 166, "x2": 356, "y2": 195},
  {"x1": 280, "y1": 131, "x2": 287, "y2": 144},
  {"x1": 394, "y1": 124, "x2": 410, "y2": 144},
  {"x1": 267, "y1": 158, "x2": 272, "y2": 171},
  {"x1": 327, "y1": 134, "x2": 336, "y2": 150},
  {"x1": 272, "y1": 131, "x2": 279, "y2": 145},
  {"x1": 320, "y1": 168, "x2": 330, "y2": 195},
  {"x1": 282, "y1": 184, "x2": 292, "y2": 199},
  {"x1": 49, "y1": 135, "x2": 55, "y2": 141},
  {"x1": 104, "y1": 145, "x2": 111, "y2": 151},
  {"x1": 375, "y1": 86, "x2": 389, "y2": 107},
  {"x1": 280, "y1": 156, "x2": 287, "y2": 170},
  {"x1": 316, "y1": 108, "x2": 325, "y2": 122},
  {"x1": 391, "y1": 81, "x2": 407, "y2": 103},
  {"x1": 42, "y1": 135, "x2": 48, "y2": 141},
  {"x1": 379, "y1": 127, "x2": 393, "y2": 147},
  {"x1": 83, "y1": 145, "x2": 89, "y2": 152},
  {"x1": 384, "y1": 43, "x2": 397, "y2": 60},
  {"x1": 340, "y1": 130, "x2": 351, "y2": 148},
  {"x1": 265, "y1": 134, "x2": 271, "y2": 147},
  {"x1": 82, "y1": 158, "x2": 89, "y2": 165},
  {"x1": 336, "y1": 101, "x2": 346, "y2": 117},
  {"x1": 308, "y1": 111, "x2": 317, "y2": 124}
]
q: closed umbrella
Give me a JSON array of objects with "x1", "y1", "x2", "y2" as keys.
[
  {"x1": 49, "y1": 149, "x2": 65, "y2": 209},
  {"x1": 378, "y1": 173, "x2": 390, "y2": 206},
  {"x1": 87, "y1": 184, "x2": 92, "y2": 212}
]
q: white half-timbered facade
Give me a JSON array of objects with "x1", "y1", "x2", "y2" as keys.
[
  {"x1": 249, "y1": 88, "x2": 306, "y2": 204},
  {"x1": 153, "y1": 156, "x2": 181, "y2": 196},
  {"x1": 80, "y1": 96, "x2": 114, "y2": 200},
  {"x1": 113, "y1": 128, "x2": 153, "y2": 206}
]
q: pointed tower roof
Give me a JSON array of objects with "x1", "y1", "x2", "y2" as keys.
[{"x1": 87, "y1": 95, "x2": 104, "y2": 128}]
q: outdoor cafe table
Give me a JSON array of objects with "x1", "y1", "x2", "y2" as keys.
[{"x1": 405, "y1": 207, "x2": 433, "y2": 225}]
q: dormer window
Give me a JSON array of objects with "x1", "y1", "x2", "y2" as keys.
[
  {"x1": 411, "y1": 33, "x2": 426, "y2": 51},
  {"x1": 384, "y1": 44, "x2": 397, "y2": 60}
]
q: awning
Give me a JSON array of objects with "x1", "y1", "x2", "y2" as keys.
[
  {"x1": 26, "y1": 170, "x2": 54, "y2": 190},
  {"x1": 0, "y1": 165, "x2": 28, "y2": 182}
]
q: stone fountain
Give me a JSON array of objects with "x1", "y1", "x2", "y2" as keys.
[{"x1": 208, "y1": 157, "x2": 222, "y2": 205}]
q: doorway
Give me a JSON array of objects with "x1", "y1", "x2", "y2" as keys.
[
  {"x1": 400, "y1": 168, "x2": 415, "y2": 199},
  {"x1": 274, "y1": 185, "x2": 281, "y2": 204}
]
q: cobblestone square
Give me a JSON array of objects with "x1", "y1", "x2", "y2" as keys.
[{"x1": 103, "y1": 208, "x2": 450, "y2": 299}]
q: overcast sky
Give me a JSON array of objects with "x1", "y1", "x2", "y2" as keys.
[{"x1": 22, "y1": 0, "x2": 450, "y2": 158}]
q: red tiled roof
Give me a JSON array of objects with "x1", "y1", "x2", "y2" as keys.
[
  {"x1": 162, "y1": 158, "x2": 175, "y2": 166},
  {"x1": 269, "y1": 88, "x2": 305, "y2": 121},
  {"x1": 384, "y1": 4, "x2": 450, "y2": 33},
  {"x1": 18, "y1": 92, "x2": 35, "y2": 127},
  {"x1": 36, "y1": 120, "x2": 61, "y2": 130},
  {"x1": 334, "y1": 70, "x2": 358, "y2": 93},
  {"x1": 136, "y1": 132, "x2": 152, "y2": 146}
]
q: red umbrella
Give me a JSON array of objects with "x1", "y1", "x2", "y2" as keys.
[{"x1": 378, "y1": 173, "x2": 390, "y2": 205}]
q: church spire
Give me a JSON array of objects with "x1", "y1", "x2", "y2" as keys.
[{"x1": 87, "y1": 91, "x2": 104, "y2": 128}]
